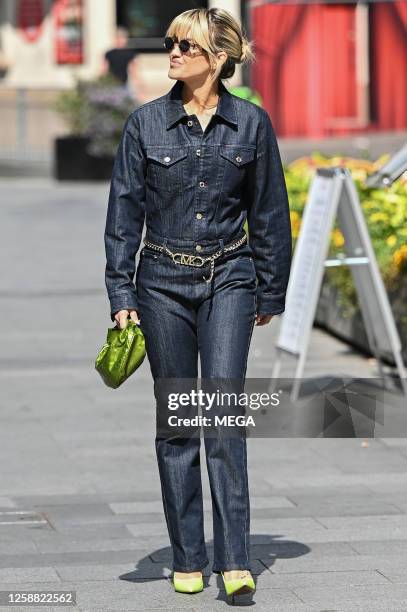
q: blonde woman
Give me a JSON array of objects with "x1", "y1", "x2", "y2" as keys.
[{"x1": 104, "y1": 7, "x2": 292, "y2": 600}]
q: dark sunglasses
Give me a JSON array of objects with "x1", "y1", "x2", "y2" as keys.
[{"x1": 163, "y1": 36, "x2": 201, "y2": 54}]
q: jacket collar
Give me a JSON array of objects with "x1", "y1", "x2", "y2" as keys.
[{"x1": 165, "y1": 79, "x2": 238, "y2": 130}]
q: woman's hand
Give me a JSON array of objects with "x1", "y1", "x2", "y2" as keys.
[
  {"x1": 114, "y1": 309, "x2": 140, "y2": 329},
  {"x1": 255, "y1": 313, "x2": 274, "y2": 326}
]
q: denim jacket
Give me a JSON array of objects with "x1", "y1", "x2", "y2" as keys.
[{"x1": 104, "y1": 78, "x2": 292, "y2": 321}]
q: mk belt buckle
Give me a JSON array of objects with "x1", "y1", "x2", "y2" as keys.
[{"x1": 170, "y1": 252, "x2": 206, "y2": 267}]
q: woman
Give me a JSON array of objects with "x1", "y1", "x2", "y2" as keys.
[{"x1": 104, "y1": 7, "x2": 292, "y2": 599}]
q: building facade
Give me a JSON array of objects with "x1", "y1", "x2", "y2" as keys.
[
  {"x1": 0, "y1": 0, "x2": 242, "y2": 163},
  {"x1": 0, "y1": 0, "x2": 242, "y2": 95}
]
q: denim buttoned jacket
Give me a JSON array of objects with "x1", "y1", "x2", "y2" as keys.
[{"x1": 105, "y1": 78, "x2": 292, "y2": 321}]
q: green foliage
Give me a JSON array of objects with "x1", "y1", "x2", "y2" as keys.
[
  {"x1": 229, "y1": 86, "x2": 263, "y2": 107},
  {"x1": 51, "y1": 73, "x2": 138, "y2": 157}
]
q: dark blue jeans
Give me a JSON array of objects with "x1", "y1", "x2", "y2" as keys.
[{"x1": 136, "y1": 231, "x2": 257, "y2": 573}]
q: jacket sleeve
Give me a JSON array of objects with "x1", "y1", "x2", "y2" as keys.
[
  {"x1": 104, "y1": 111, "x2": 146, "y2": 322},
  {"x1": 246, "y1": 108, "x2": 292, "y2": 315}
]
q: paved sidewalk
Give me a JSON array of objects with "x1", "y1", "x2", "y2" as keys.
[{"x1": 1, "y1": 179, "x2": 407, "y2": 611}]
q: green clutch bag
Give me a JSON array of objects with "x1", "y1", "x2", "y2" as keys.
[{"x1": 95, "y1": 319, "x2": 146, "y2": 389}]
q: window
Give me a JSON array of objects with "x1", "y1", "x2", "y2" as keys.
[{"x1": 116, "y1": 0, "x2": 208, "y2": 48}]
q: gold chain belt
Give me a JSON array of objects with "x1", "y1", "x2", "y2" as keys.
[{"x1": 142, "y1": 233, "x2": 247, "y2": 283}]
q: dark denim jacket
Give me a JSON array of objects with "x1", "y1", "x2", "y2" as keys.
[{"x1": 104, "y1": 78, "x2": 292, "y2": 321}]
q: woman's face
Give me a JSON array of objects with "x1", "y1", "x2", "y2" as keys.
[{"x1": 167, "y1": 30, "x2": 223, "y2": 82}]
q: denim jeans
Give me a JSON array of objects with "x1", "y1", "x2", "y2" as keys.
[{"x1": 136, "y1": 230, "x2": 257, "y2": 573}]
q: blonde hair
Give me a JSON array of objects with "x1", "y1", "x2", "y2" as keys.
[{"x1": 165, "y1": 8, "x2": 255, "y2": 80}]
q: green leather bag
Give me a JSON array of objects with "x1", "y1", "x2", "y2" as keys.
[{"x1": 95, "y1": 319, "x2": 146, "y2": 389}]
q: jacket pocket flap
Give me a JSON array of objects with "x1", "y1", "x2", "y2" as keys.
[
  {"x1": 219, "y1": 145, "x2": 256, "y2": 167},
  {"x1": 146, "y1": 146, "x2": 188, "y2": 166}
]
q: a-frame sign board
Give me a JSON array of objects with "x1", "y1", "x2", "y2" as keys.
[{"x1": 272, "y1": 167, "x2": 407, "y2": 401}]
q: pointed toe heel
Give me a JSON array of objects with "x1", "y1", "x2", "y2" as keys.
[
  {"x1": 221, "y1": 570, "x2": 256, "y2": 598},
  {"x1": 173, "y1": 572, "x2": 204, "y2": 594}
]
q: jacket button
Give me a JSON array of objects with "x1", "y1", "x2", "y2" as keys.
[
  {"x1": 196, "y1": 212, "x2": 203, "y2": 219},
  {"x1": 164, "y1": 156, "x2": 171, "y2": 162},
  {"x1": 196, "y1": 149, "x2": 201, "y2": 156},
  {"x1": 236, "y1": 155, "x2": 242, "y2": 163},
  {"x1": 187, "y1": 120, "x2": 193, "y2": 127},
  {"x1": 199, "y1": 181, "x2": 205, "y2": 187},
  {"x1": 195, "y1": 244, "x2": 202, "y2": 252}
]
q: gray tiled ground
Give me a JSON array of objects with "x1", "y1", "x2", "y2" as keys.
[{"x1": 1, "y1": 178, "x2": 407, "y2": 611}]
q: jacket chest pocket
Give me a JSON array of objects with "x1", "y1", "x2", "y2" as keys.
[
  {"x1": 219, "y1": 145, "x2": 256, "y2": 193},
  {"x1": 145, "y1": 146, "x2": 188, "y2": 193}
]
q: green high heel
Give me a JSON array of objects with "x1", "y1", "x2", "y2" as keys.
[
  {"x1": 221, "y1": 570, "x2": 256, "y2": 597},
  {"x1": 173, "y1": 571, "x2": 204, "y2": 593}
]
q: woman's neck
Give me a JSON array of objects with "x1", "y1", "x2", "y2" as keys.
[
  {"x1": 183, "y1": 102, "x2": 217, "y2": 116},
  {"x1": 181, "y1": 80, "x2": 219, "y2": 115}
]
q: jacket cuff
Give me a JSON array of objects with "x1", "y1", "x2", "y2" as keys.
[
  {"x1": 256, "y1": 291, "x2": 286, "y2": 316},
  {"x1": 109, "y1": 290, "x2": 139, "y2": 322}
]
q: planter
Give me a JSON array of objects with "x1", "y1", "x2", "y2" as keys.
[
  {"x1": 53, "y1": 135, "x2": 114, "y2": 181},
  {"x1": 315, "y1": 278, "x2": 407, "y2": 365}
]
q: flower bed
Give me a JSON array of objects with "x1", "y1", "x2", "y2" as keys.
[{"x1": 285, "y1": 153, "x2": 407, "y2": 363}]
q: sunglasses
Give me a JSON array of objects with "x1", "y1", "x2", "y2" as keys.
[{"x1": 163, "y1": 36, "x2": 202, "y2": 54}]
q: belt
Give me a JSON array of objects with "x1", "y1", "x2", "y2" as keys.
[{"x1": 142, "y1": 233, "x2": 247, "y2": 284}]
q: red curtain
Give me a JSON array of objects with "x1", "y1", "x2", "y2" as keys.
[
  {"x1": 250, "y1": 3, "x2": 358, "y2": 138},
  {"x1": 370, "y1": 1, "x2": 407, "y2": 130},
  {"x1": 251, "y1": 4, "x2": 306, "y2": 133},
  {"x1": 393, "y1": 0, "x2": 407, "y2": 28},
  {"x1": 250, "y1": 1, "x2": 407, "y2": 137}
]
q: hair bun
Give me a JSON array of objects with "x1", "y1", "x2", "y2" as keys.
[{"x1": 240, "y1": 38, "x2": 252, "y2": 63}]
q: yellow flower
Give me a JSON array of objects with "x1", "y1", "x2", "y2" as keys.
[
  {"x1": 332, "y1": 228, "x2": 345, "y2": 247},
  {"x1": 363, "y1": 201, "x2": 377, "y2": 210},
  {"x1": 393, "y1": 245, "x2": 407, "y2": 268},
  {"x1": 290, "y1": 213, "x2": 301, "y2": 239},
  {"x1": 350, "y1": 169, "x2": 368, "y2": 182},
  {"x1": 369, "y1": 212, "x2": 389, "y2": 223},
  {"x1": 386, "y1": 235, "x2": 397, "y2": 247}
]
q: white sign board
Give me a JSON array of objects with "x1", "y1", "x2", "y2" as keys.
[{"x1": 273, "y1": 167, "x2": 406, "y2": 400}]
